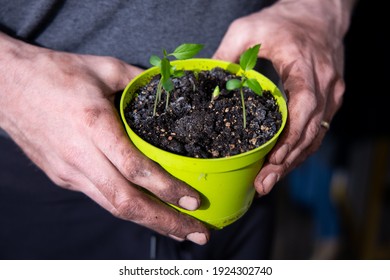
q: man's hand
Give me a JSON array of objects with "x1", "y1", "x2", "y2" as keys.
[
  {"x1": 213, "y1": 0, "x2": 355, "y2": 195},
  {"x1": 0, "y1": 32, "x2": 209, "y2": 245}
]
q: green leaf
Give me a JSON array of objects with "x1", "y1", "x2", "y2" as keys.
[
  {"x1": 160, "y1": 57, "x2": 171, "y2": 82},
  {"x1": 170, "y1": 43, "x2": 204, "y2": 60},
  {"x1": 162, "y1": 78, "x2": 174, "y2": 92},
  {"x1": 244, "y1": 78, "x2": 263, "y2": 95},
  {"x1": 226, "y1": 79, "x2": 242, "y2": 90},
  {"x1": 172, "y1": 70, "x2": 185, "y2": 78},
  {"x1": 149, "y1": 55, "x2": 161, "y2": 67},
  {"x1": 211, "y1": 85, "x2": 220, "y2": 100},
  {"x1": 239, "y1": 44, "x2": 261, "y2": 71},
  {"x1": 169, "y1": 65, "x2": 176, "y2": 75}
]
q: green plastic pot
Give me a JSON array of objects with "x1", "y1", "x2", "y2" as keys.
[{"x1": 120, "y1": 59, "x2": 287, "y2": 229}]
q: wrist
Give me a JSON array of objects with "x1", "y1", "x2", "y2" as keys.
[
  {"x1": 0, "y1": 32, "x2": 42, "y2": 65},
  {"x1": 0, "y1": 33, "x2": 37, "y2": 133}
]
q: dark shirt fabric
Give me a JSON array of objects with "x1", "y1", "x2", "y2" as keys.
[
  {"x1": 0, "y1": 0, "x2": 277, "y2": 259},
  {"x1": 0, "y1": 0, "x2": 274, "y2": 67}
]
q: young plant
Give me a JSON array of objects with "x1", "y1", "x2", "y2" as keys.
[
  {"x1": 149, "y1": 43, "x2": 204, "y2": 116},
  {"x1": 211, "y1": 85, "x2": 220, "y2": 101},
  {"x1": 226, "y1": 44, "x2": 263, "y2": 128}
]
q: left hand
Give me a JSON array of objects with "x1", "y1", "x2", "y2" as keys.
[{"x1": 213, "y1": 0, "x2": 354, "y2": 195}]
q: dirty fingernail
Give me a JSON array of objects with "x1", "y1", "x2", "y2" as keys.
[
  {"x1": 168, "y1": 234, "x2": 185, "y2": 242},
  {"x1": 186, "y1": 232, "x2": 208, "y2": 245},
  {"x1": 262, "y1": 173, "x2": 280, "y2": 193},
  {"x1": 274, "y1": 144, "x2": 289, "y2": 164},
  {"x1": 178, "y1": 196, "x2": 199, "y2": 211}
]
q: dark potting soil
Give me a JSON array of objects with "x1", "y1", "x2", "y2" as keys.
[{"x1": 124, "y1": 67, "x2": 282, "y2": 159}]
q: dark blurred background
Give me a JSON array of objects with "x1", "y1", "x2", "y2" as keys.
[{"x1": 271, "y1": 0, "x2": 390, "y2": 259}]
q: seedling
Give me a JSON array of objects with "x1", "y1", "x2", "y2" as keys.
[
  {"x1": 149, "y1": 43, "x2": 204, "y2": 116},
  {"x1": 211, "y1": 85, "x2": 220, "y2": 101},
  {"x1": 226, "y1": 44, "x2": 263, "y2": 128}
]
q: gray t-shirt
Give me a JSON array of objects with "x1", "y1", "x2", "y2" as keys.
[{"x1": 1, "y1": 0, "x2": 274, "y2": 67}]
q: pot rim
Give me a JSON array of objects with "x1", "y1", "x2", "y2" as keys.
[{"x1": 119, "y1": 58, "x2": 288, "y2": 168}]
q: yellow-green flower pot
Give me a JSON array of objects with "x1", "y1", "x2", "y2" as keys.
[{"x1": 120, "y1": 59, "x2": 287, "y2": 229}]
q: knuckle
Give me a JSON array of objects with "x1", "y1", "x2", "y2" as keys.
[
  {"x1": 230, "y1": 17, "x2": 246, "y2": 29},
  {"x1": 333, "y1": 78, "x2": 345, "y2": 109},
  {"x1": 83, "y1": 105, "x2": 114, "y2": 129},
  {"x1": 282, "y1": 159, "x2": 292, "y2": 174},
  {"x1": 61, "y1": 145, "x2": 83, "y2": 169},
  {"x1": 52, "y1": 146, "x2": 89, "y2": 187},
  {"x1": 294, "y1": 86, "x2": 317, "y2": 106},
  {"x1": 165, "y1": 218, "x2": 184, "y2": 235},
  {"x1": 284, "y1": 147, "x2": 302, "y2": 172},
  {"x1": 288, "y1": 128, "x2": 302, "y2": 143},
  {"x1": 335, "y1": 77, "x2": 346, "y2": 93},
  {"x1": 112, "y1": 196, "x2": 191, "y2": 237},
  {"x1": 229, "y1": 18, "x2": 254, "y2": 38},
  {"x1": 100, "y1": 56, "x2": 126, "y2": 88},
  {"x1": 307, "y1": 122, "x2": 320, "y2": 139},
  {"x1": 165, "y1": 212, "x2": 203, "y2": 237},
  {"x1": 83, "y1": 108, "x2": 102, "y2": 128},
  {"x1": 99, "y1": 56, "x2": 121, "y2": 74},
  {"x1": 51, "y1": 164, "x2": 76, "y2": 190},
  {"x1": 114, "y1": 197, "x2": 146, "y2": 222},
  {"x1": 122, "y1": 153, "x2": 152, "y2": 182}
]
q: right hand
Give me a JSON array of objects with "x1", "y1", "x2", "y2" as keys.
[
  {"x1": 0, "y1": 33, "x2": 209, "y2": 245},
  {"x1": 212, "y1": 0, "x2": 354, "y2": 196}
]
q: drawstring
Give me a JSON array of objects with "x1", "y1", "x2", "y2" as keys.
[{"x1": 150, "y1": 234, "x2": 157, "y2": 259}]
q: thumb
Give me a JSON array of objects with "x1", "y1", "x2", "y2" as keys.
[
  {"x1": 121, "y1": 62, "x2": 144, "y2": 86},
  {"x1": 85, "y1": 55, "x2": 144, "y2": 93},
  {"x1": 212, "y1": 30, "x2": 249, "y2": 63},
  {"x1": 109, "y1": 59, "x2": 144, "y2": 92}
]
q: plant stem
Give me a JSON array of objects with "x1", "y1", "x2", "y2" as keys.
[
  {"x1": 165, "y1": 91, "x2": 170, "y2": 111},
  {"x1": 153, "y1": 79, "x2": 163, "y2": 116},
  {"x1": 240, "y1": 87, "x2": 247, "y2": 129}
]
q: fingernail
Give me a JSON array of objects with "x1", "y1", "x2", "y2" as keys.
[
  {"x1": 178, "y1": 196, "x2": 199, "y2": 211},
  {"x1": 168, "y1": 234, "x2": 185, "y2": 242},
  {"x1": 273, "y1": 144, "x2": 289, "y2": 165},
  {"x1": 186, "y1": 232, "x2": 208, "y2": 245},
  {"x1": 262, "y1": 173, "x2": 280, "y2": 193}
]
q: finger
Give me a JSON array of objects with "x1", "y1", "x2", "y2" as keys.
[
  {"x1": 64, "y1": 150, "x2": 209, "y2": 245},
  {"x1": 285, "y1": 124, "x2": 328, "y2": 174},
  {"x1": 255, "y1": 79, "x2": 341, "y2": 196},
  {"x1": 268, "y1": 86, "x2": 317, "y2": 165},
  {"x1": 277, "y1": 69, "x2": 345, "y2": 168},
  {"x1": 85, "y1": 105, "x2": 202, "y2": 211},
  {"x1": 112, "y1": 183, "x2": 209, "y2": 245},
  {"x1": 268, "y1": 54, "x2": 325, "y2": 160},
  {"x1": 280, "y1": 117, "x2": 326, "y2": 174},
  {"x1": 254, "y1": 63, "x2": 319, "y2": 194},
  {"x1": 254, "y1": 161, "x2": 283, "y2": 196},
  {"x1": 54, "y1": 165, "x2": 119, "y2": 212},
  {"x1": 254, "y1": 114, "x2": 326, "y2": 196},
  {"x1": 255, "y1": 93, "x2": 324, "y2": 195},
  {"x1": 283, "y1": 76, "x2": 345, "y2": 173}
]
